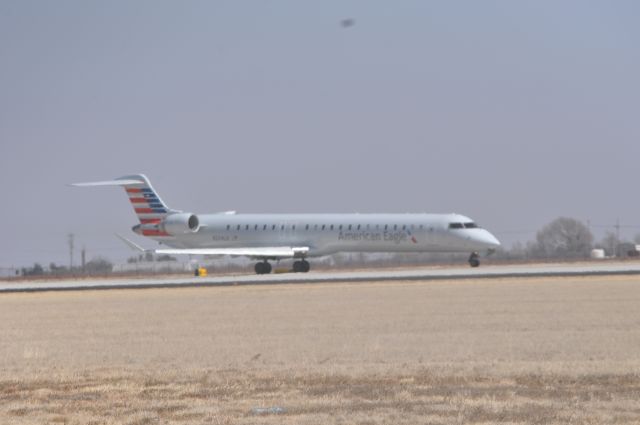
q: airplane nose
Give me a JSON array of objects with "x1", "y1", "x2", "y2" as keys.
[
  {"x1": 481, "y1": 231, "x2": 501, "y2": 248},
  {"x1": 471, "y1": 230, "x2": 500, "y2": 249}
]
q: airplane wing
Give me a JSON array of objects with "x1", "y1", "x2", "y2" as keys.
[
  {"x1": 155, "y1": 247, "x2": 309, "y2": 259},
  {"x1": 115, "y1": 234, "x2": 308, "y2": 259}
]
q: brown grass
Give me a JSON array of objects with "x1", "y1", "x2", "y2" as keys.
[{"x1": 1, "y1": 276, "x2": 640, "y2": 423}]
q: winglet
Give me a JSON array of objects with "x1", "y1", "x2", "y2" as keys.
[{"x1": 115, "y1": 233, "x2": 147, "y2": 252}]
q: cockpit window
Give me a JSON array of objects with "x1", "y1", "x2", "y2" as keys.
[
  {"x1": 463, "y1": 222, "x2": 479, "y2": 229},
  {"x1": 449, "y1": 223, "x2": 464, "y2": 229}
]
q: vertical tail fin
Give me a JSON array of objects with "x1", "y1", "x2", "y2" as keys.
[{"x1": 71, "y1": 174, "x2": 177, "y2": 224}]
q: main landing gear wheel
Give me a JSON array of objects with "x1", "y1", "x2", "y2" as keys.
[
  {"x1": 254, "y1": 261, "x2": 272, "y2": 275},
  {"x1": 293, "y1": 259, "x2": 310, "y2": 273},
  {"x1": 468, "y1": 252, "x2": 480, "y2": 268}
]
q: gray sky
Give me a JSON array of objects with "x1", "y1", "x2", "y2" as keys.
[{"x1": 1, "y1": 1, "x2": 639, "y2": 267}]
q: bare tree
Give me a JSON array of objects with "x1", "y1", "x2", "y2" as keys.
[
  {"x1": 598, "y1": 232, "x2": 619, "y2": 257},
  {"x1": 530, "y1": 217, "x2": 593, "y2": 259}
]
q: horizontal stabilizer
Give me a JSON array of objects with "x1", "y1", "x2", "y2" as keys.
[{"x1": 70, "y1": 179, "x2": 144, "y2": 187}]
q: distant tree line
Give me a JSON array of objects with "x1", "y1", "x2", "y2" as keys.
[
  {"x1": 498, "y1": 217, "x2": 640, "y2": 261},
  {"x1": 127, "y1": 253, "x2": 177, "y2": 263},
  {"x1": 20, "y1": 257, "x2": 114, "y2": 277},
  {"x1": 17, "y1": 253, "x2": 178, "y2": 277}
]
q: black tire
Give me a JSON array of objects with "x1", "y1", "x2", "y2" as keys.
[
  {"x1": 293, "y1": 261, "x2": 302, "y2": 273},
  {"x1": 301, "y1": 260, "x2": 310, "y2": 273},
  {"x1": 255, "y1": 262, "x2": 265, "y2": 274},
  {"x1": 468, "y1": 252, "x2": 480, "y2": 268},
  {"x1": 263, "y1": 262, "x2": 272, "y2": 274}
]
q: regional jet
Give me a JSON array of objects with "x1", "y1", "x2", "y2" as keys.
[{"x1": 72, "y1": 174, "x2": 500, "y2": 274}]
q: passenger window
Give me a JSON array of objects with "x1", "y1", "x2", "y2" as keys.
[
  {"x1": 305, "y1": 224, "x2": 309, "y2": 230},
  {"x1": 339, "y1": 225, "x2": 343, "y2": 230},
  {"x1": 263, "y1": 224, "x2": 267, "y2": 230},
  {"x1": 281, "y1": 225, "x2": 284, "y2": 230},
  {"x1": 272, "y1": 224, "x2": 276, "y2": 230},
  {"x1": 330, "y1": 225, "x2": 334, "y2": 230},
  {"x1": 292, "y1": 225, "x2": 296, "y2": 230},
  {"x1": 226, "y1": 225, "x2": 230, "y2": 231},
  {"x1": 237, "y1": 224, "x2": 240, "y2": 231},
  {"x1": 254, "y1": 224, "x2": 258, "y2": 230},
  {"x1": 357, "y1": 224, "x2": 361, "y2": 230},
  {"x1": 348, "y1": 224, "x2": 352, "y2": 230},
  {"x1": 314, "y1": 224, "x2": 318, "y2": 230},
  {"x1": 384, "y1": 224, "x2": 388, "y2": 230},
  {"x1": 394, "y1": 224, "x2": 397, "y2": 230}
]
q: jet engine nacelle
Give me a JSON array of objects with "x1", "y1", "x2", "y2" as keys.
[{"x1": 160, "y1": 213, "x2": 200, "y2": 235}]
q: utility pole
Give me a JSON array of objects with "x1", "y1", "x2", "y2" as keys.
[
  {"x1": 615, "y1": 218, "x2": 620, "y2": 257},
  {"x1": 68, "y1": 233, "x2": 75, "y2": 270},
  {"x1": 81, "y1": 245, "x2": 86, "y2": 273}
]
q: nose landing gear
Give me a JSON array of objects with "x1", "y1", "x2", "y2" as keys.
[{"x1": 468, "y1": 252, "x2": 480, "y2": 268}]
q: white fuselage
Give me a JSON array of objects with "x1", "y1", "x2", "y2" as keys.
[
  {"x1": 73, "y1": 174, "x2": 501, "y2": 272},
  {"x1": 151, "y1": 212, "x2": 500, "y2": 257}
]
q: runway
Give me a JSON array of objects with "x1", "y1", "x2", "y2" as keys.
[{"x1": 2, "y1": 261, "x2": 640, "y2": 293}]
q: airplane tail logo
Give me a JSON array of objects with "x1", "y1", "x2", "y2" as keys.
[{"x1": 120, "y1": 175, "x2": 172, "y2": 224}]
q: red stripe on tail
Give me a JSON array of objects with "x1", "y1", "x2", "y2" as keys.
[
  {"x1": 142, "y1": 230, "x2": 171, "y2": 237},
  {"x1": 140, "y1": 218, "x2": 162, "y2": 224}
]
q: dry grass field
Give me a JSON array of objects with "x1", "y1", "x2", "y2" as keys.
[{"x1": 1, "y1": 275, "x2": 640, "y2": 424}]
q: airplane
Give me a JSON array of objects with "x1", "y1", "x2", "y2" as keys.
[{"x1": 72, "y1": 174, "x2": 501, "y2": 274}]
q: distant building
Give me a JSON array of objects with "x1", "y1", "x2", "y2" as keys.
[{"x1": 616, "y1": 242, "x2": 639, "y2": 257}]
